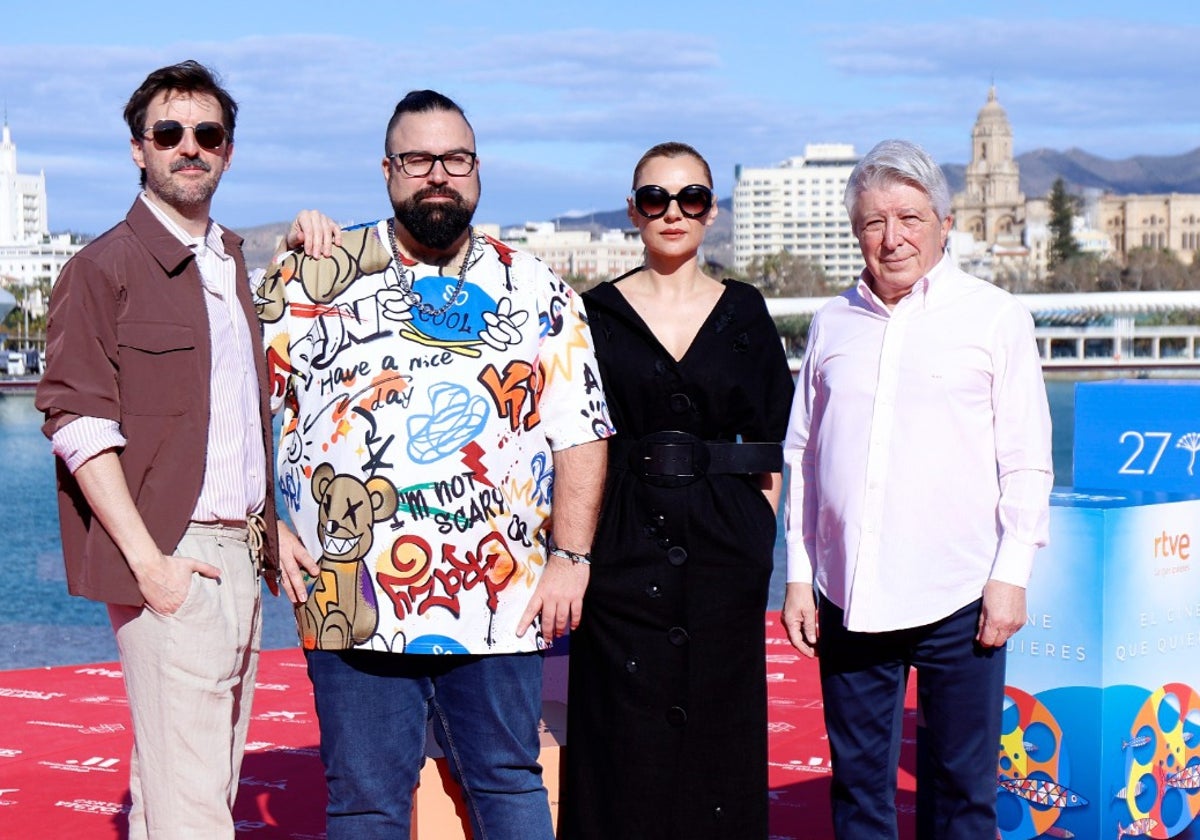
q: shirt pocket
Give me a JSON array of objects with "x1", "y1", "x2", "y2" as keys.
[{"x1": 117, "y1": 321, "x2": 198, "y2": 416}]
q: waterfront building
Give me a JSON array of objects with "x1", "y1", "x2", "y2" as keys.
[
  {"x1": 0, "y1": 120, "x2": 81, "y2": 291},
  {"x1": 1097, "y1": 192, "x2": 1200, "y2": 266},
  {"x1": 0, "y1": 119, "x2": 47, "y2": 245},
  {"x1": 731, "y1": 143, "x2": 861, "y2": 286},
  {"x1": 500, "y1": 222, "x2": 644, "y2": 283},
  {"x1": 0, "y1": 235, "x2": 82, "y2": 293}
]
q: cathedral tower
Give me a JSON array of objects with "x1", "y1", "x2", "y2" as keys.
[{"x1": 953, "y1": 87, "x2": 1025, "y2": 246}]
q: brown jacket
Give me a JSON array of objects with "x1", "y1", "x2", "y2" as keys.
[{"x1": 36, "y1": 198, "x2": 279, "y2": 605}]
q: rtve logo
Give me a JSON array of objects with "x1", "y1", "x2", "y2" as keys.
[{"x1": 1154, "y1": 529, "x2": 1191, "y2": 560}]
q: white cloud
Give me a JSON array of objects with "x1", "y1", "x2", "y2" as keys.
[{"x1": 4, "y1": 16, "x2": 1200, "y2": 235}]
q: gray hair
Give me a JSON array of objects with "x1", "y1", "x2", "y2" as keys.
[{"x1": 844, "y1": 139, "x2": 951, "y2": 230}]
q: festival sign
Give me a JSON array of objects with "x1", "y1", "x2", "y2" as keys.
[
  {"x1": 1001, "y1": 489, "x2": 1200, "y2": 840},
  {"x1": 1073, "y1": 380, "x2": 1200, "y2": 497}
]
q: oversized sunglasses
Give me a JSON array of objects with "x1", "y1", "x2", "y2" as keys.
[
  {"x1": 142, "y1": 120, "x2": 228, "y2": 151},
  {"x1": 632, "y1": 184, "x2": 713, "y2": 219}
]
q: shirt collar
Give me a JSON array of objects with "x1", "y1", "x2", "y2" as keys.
[
  {"x1": 855, "y1": 252, "x2": 952, "y2": 314},
  {"x1": 137, "y1": 192, "x2": 226, "y2": 257}
]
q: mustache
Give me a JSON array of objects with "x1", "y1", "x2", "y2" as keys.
[
  {"x1": 170, "y1": 156, "x2": 212, "y2": 173},
  {"x1": 414, "y1": 186, "x2": 464, "y2": 203}
]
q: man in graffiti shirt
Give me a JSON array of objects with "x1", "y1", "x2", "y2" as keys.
[{"x1": 258, "y1": 90, "x2": 612, "y2": 839}]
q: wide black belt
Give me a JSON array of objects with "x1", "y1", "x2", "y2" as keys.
[{"x1": 612, "y1": 431, "x2": 782, "y2": 488}]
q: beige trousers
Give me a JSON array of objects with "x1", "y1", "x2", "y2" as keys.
[{"x1": 108, "y1": 524, "x2": 263, "y2": 840}]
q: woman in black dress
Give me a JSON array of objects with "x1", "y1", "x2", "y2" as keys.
[{"x1": 563, "y1": 143, "x2": 794, "y2": 839}]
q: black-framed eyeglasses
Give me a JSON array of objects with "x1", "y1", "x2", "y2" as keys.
[
  {"x1": 386, "y1": 150, "x2": 478, "y2": 177},
  {"x1": 142, "y1": 120, "x2": 228, "y2": 151},
  {"x1": 631, "y1": 184, "x2": 713, "y2": 220}
]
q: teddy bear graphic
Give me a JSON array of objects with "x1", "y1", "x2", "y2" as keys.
[
  {"x1": 300, "y1": 462, "x2": 398, "y2": 650},
  {"x1": 255, "y1": 225, "x2": 392, "y2": 322}
]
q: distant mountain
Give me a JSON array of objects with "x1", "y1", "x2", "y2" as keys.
[
  {"x1": 942, "y1": 147, "x2": 1200, "y2": 199},
  {"x1": 550, "y1": 207, "x2": 632, "y2": 231},
  {"x1": 239, "y1": 221, "x2": 291, "y2": 272}
]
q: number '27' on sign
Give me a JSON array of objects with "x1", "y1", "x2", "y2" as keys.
[{"x1": 1118, "y1": 431, "x2": 1200, "y2": 476}]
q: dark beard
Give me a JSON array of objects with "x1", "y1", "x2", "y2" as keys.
[{"x1": 394, "y1": 187, "x2": 475, "y2": 252}]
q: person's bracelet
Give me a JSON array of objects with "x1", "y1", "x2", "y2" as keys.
[{"x1": 548, "y1": 545, "x2": 592, "y2": 565}]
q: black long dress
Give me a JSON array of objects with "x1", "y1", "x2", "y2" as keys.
[{"x1": 563, "y1": 277, "x2": 795, "y2": 840}]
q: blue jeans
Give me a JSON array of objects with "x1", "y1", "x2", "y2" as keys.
[
  {"x1": 306, "y1": 649, "x2": 552, "y2": 840},
  {"x1": 818, "y1": 598, "x2": 1006, "y2": 840}
]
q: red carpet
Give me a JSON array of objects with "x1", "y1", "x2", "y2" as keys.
[{"x1": 0, "y1": 613, "x2": 917, "y2": 839}]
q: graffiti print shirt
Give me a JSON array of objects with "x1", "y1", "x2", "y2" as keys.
[{"x1": 259, "y1": 221, "x2": 613, "y2": 654}]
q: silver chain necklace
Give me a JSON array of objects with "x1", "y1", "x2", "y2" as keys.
[{"x1": 386, "y1": 217, "x2": 475, "y2": 317}]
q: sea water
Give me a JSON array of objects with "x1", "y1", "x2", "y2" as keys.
[{"x1": 0, "y1": 376, "x2": 1090, "y2": 669}]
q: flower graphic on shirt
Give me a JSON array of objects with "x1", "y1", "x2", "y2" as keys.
[{"x1": 406, "y1": 382, "x2": 490, "y2": 464}]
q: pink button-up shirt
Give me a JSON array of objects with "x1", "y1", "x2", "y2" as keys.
[{"x1": 783, "y1": 255, "x2": 1053, "y2": 633}]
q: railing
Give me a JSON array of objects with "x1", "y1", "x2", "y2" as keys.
[
  {"x1": 1037, "y1": 324, "x2": 1200, "y2": 370},
  {"x1": 769, "y1": 292, "x2": 1200, "y2": 372}
]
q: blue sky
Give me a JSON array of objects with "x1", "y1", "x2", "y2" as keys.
[{"x1": 3, "y1": 1, "x2": 1198, "y2": 235}]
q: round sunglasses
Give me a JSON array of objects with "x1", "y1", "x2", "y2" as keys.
[
  {"x1": 142, "y1": 119, "x2": 228, "y2": 151},
  {"x1": 631, "y1": 184, "x2": 714, "y2": 220}
]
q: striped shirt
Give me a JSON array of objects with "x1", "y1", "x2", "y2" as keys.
[{"x1": 51, "y1": 193, "x2": 266, "y2": 521}]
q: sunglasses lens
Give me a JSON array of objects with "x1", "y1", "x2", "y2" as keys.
[
  {"x1": 635, "y1": 186, "x2": 670, "y2": 218},
  {"x1": 151, "y1": 120, "x2": 184, "y2": 148},
  {"x1": 193, "y1": 122, "x2": 227, "y2": 150},
  {"x1": 194, "y1": 122, "x2": 226, "y2": 150},
  {"x1": 149, "y1": 120, "x2": 226, "y2": 150},
  {"x1": 678, "y1": 186, "x2": 712, "y2": 217}
]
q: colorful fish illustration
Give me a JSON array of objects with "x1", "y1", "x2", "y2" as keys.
[
  {"x1": 1166, "y1": 765, "x2": 1200, "y2": 790},
  {"x1": 1123, "y1": 735, "x2": 1152, "y2": 750},
  {"x1": 1113, "y1": 780, "x2": 1145, "y2": 800},
  {"x1": 1117, "y1": 817, "x2": 1158, "y2": 837},
  {"x1": 1044, "y1": 827, "x2": 1075, "y2": 838},
  {"x1": 998, "y1": 777, "x2": 1089, "y2": 808}
]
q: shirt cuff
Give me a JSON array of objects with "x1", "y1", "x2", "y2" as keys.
[
  {"x1": 990, "y1": 537, "x2": 1038, "y2": 588},
  {"x1": 51, "y1": 416, "x2": 126, "y2": 473},
  {"x1": 786, "y1": 536, "x2": 816, "y2": 585}
]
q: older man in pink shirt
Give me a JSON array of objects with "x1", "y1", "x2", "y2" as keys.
[{"x1": 781, "y1": 139, "x2": 1053, "y2": 840}]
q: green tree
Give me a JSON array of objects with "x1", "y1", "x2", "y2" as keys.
[
  {"x1": 771, "y1": 314, "x2": 813, "y2": 357},
  {"x1": 1047, "y1": 178, "x2": 1081, "y2": 269}
]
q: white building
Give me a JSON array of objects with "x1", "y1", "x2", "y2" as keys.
[
  {"x1": 0, "y1": 121, "x2": 81, "y2": 293},
  {"x1": 0, "y1": 235, "x2": 79, "y2": 302},
  {"x1": 732, "y1": 143, "x2": 861, "y2": 285},
  {"x1": 500, "y1": 222, "x2": 644, "y2": 282},
  {"x1": 0, "y1": 120, "x2": 49, "y2": 245}
]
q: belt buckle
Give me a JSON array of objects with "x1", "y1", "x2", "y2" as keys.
[{"x1": 631, "y1": 430, "x2": 709, "y2": 488}]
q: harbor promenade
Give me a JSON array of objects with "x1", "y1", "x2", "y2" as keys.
[{"x1": 770, "y1": 289, "x2": 1200, "y2": 372}]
